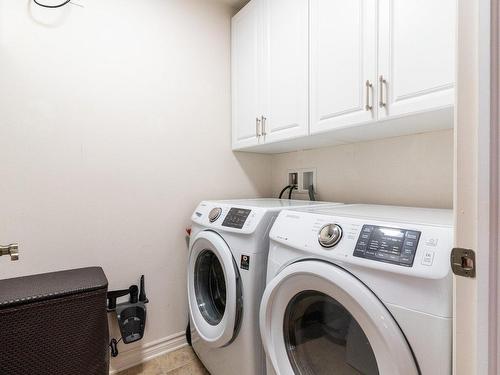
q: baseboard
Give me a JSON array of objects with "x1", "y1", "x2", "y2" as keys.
[{"x1": 109, "y1": 331, "x2": 188, "y2": 374}]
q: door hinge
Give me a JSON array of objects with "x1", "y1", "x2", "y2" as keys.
[{"x1": 450, "y1": 248, "x2": 476, "y2": 278}]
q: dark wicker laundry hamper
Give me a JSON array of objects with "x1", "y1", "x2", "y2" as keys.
[{"x1": 0, "y1": 267, "x2": 109, "y2": 375}]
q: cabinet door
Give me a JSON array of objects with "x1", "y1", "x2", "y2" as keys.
[
  {"x1": 231, "y1": 0, "x2": 263, "y2": 150},
  {"x1": 261, "y1": 0, "x2": 309, "y2": 143},
  {"x1": 378, "y1": 0, "x2": 455, "y2": 119},
  {"x1": 310, "y1": 0, "x2": 377, "y2": 135}
]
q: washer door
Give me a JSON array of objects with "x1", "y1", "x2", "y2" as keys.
[
  {"x1": 260, "y1": 260, "x2": 419, "y2": 375},
  {"x1": 188, "y1": 231, "x2": 242, "y2": 348}
]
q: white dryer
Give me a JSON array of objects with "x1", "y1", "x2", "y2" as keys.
[
  {"x1": 260, "y1": 204, "x2": 453, "y2": 375},
  {"x1": 188, "y1": 199, "x2": 342, "y2": 375}
]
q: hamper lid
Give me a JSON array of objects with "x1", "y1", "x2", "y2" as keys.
[{"x1": 0, "y1": 267, "x2": 108, "y2": 308}]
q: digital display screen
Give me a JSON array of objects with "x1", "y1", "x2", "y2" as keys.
[
  {"x1": 222, "y1": 208, "x2": 251, "y2": 229},
  {"x1": 354, "y1": 225, "x2": 421, "y2": 267},
  {"x1": 369, "y1": 227, "x2": 406, "y2": 254}
]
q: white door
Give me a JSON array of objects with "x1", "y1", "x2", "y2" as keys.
[
  {"x1": 260, "y1": 261, "x2": 418, "y2": 375},
  {"x1": 310, "y1": 0, "x2": 377, "y2": 135},
  {"x1": 378, "y1": 0, "x2": 455, "y2": 119},
  {"x1": 454, "y1": 0, "x2": 498, "y2": 373},
  {"x1": 261, "y1": 0, "x2": 309, "y2": 144},
  {"x1": 231, "y1": 0, "x2": 263, "y2": 150},
  {"x1": 188, "y1": 231, "x2": 242, "y2": 348}
]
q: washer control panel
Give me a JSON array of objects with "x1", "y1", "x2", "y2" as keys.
[
  {"x1": 353, "y1": 225, "x2": 421, "y2": 267},
  {"x1": 222, "y1": 208, "x2": 252, "y2": 229}
]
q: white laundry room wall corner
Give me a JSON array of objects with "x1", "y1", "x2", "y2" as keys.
[{"x1": 0, "y1": 0, "x2": 272, "y2": 372}]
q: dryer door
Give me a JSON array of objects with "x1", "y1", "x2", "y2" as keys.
[
  {"x1": 260, "y1": 260, "x2": 418, "y2": 375},
  {"x1": 188, "y1": 231, "x2": 242, "y2": 348}
]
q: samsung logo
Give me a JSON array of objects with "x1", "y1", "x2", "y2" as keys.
[{"x1": 285, "y1": 214, "x2": 300, "y2": 219}]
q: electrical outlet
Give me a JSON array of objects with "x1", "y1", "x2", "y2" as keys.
[
  {"x1": 285, "y1": 168, "x2": 317, "y2": 193},
  {"x1": 287, "y1": 170, "x2": 299, "y2": 187}
]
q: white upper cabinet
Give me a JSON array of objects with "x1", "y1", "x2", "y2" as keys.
[
  {"x1": 262, "y1": 0, "x2": 309, "y2": 143},
  {"x1": 231, "y1": 0, "x2": 263, "y2": 149},
  {"x1": 378, "y1": 0, "x2": 455, "y2": 119},
  {"x1": 310, "y1": 0, "x2": 377, "y2": 135},
  {"x1": 231, "y1": 0, "x2": 455, "y2": 153},
  {"x1": 231, "y1": 0, "x2": 308, "y2": 150}
]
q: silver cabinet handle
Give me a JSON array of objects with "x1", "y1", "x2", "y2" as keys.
[
  {"x1": 261, "y1": 116, "x2": 267, "y2": 136},
  {"x1": 0, "y1": 243, "x2": 19, "y2": 261},
  {"x1": 255, "y1": 117, "x2": 262, "y2": 137},
  {"x1": 379, "y1": 75, "x2": 387, "y2": 107},
  {"x1": 365, "y1": 80, "x2": 373, "y2": 111}
]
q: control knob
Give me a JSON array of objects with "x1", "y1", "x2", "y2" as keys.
[
  {"x1": 318, "y1": 224, "x2": 343, "y2": 248},
  {"x1": 208, "y1": 207, "x2": 222, "y2": 223}
]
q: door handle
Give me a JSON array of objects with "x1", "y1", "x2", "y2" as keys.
[
  {"x1": 261, "y1": 116, "x2": 267, "y2": 136},
  {"x1": 379, "y1": 75, "x2": 387, "y2": 107},
  {"x1": 0, "y1": 243, "x2": 19, "y2": 261},
  {"x1": 256, "y1": 117, "x2": 262, "y2": 138},
  {"x1": 365, "y1": 80, "x2": 373, "y2": 111}
]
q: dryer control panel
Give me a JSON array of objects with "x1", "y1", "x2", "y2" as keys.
[
  {"x1": 191, "y1": 202, "x2": 263, "y2": 234},
  {"x1": 222, "y1": 208, "x2": 251, "y2": 229},
  {"x1": 353, "y1": 225, "x2": 421, "y2": 267}
]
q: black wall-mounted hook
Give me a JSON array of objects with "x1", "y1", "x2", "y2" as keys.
[
  {"x1": 139, "y1": 275, "x2": 148, "y2": 303},
  {"x1": 129, "y1": 285, "x2": 139, "y2": 304},
  {"x1": 106, "y1": 289, "x2": 130, "y2": 311}
]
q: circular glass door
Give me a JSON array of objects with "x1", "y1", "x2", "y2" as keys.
[
  {"x1": 188, "y1": 231, "x2": 242, "y2": 348},
  {"x1": 260, "y1": 260, "x2": 418, "y2": 375},
  {"x1": 194, "y1": 249, "x2": 227, "y2": 325},
  {"x1": 284, "y1": 291, "x2": 378, "y2": 375}
]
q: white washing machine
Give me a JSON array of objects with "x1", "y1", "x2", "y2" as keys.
[
  {"x1": 260, "y1": 204, "x2": 453, "y2": 375},
  {"x1": 188, "y1": 199, "x2": 343, "y2": 375}
]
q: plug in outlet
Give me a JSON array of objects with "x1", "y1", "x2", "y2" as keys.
[{"x1": 287, "y1": 170, "x2": 299, "y2": 187}]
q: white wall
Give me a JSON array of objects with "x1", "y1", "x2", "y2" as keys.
[
  {"x1": 0, "y1": 0, "x2": 271, "y2": 370},
  {"x1": 271, "y1": 130, "x2": 454, "y2": 209}
]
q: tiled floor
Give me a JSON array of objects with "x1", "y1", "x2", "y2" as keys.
[{"x1": 118, "y1": 346, "x2": 209, "y2": 375}]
